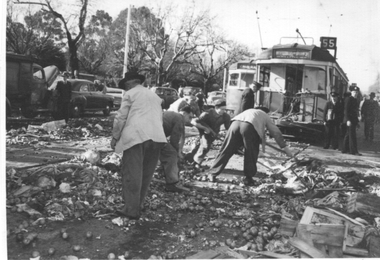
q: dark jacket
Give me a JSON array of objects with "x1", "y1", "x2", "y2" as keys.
[
  {"x1": 235, "y1": 88, "x2": 254, "y2": 115},
  {"x1": 56, "y1": 81, "x2": 72, "y2": 103},
  {"x1": 323, "y1": 100, "x2": 343, "y2": 123},
  {"x1": 344, "y1": 96, "x2": 359, "y2": 124}
]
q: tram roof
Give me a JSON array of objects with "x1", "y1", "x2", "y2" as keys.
[{"x1": 257, "y1": 43, "x2": 336, "y2": 63}]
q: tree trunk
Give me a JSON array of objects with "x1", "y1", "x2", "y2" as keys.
[{"x1": 68, "y1": 41, "x2": 79, "y2": 78}]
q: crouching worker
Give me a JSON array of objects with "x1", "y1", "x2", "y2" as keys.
[
  {"x1": 187, "y1": 99, "x2": 231, "y2": 169},
  {"x1": 204, "y1": 107, "x2": 294, "y2": 186},
  {"x1": 161, "y1": 106, "x2": 194, "y2": 192},
  {"x1": 111, "y1": 71, "x2": 167, "y2": 220}
]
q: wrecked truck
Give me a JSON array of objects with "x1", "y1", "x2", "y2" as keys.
[{"x1": 6, "y1": 52, "x2": 59, "y2": 118}]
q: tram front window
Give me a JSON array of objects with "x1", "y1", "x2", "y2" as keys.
[
  {"x1": 229, "y1": 73, "x2": 239, "y2": 86},
  {"x1": 240, "y1": 73, "x2": 255, "y2": 88}
]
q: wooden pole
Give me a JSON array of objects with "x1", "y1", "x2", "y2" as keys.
[{"x1": 123, "y1": 6, "x2": 132, "y2": 75}]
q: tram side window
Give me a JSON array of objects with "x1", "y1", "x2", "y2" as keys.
[
  {"x1": 229, "y1": 73, "x2": 239, "y2": 86},
  {"x1": 260, "y1": 66, "x2": 270, "y2": 87}
]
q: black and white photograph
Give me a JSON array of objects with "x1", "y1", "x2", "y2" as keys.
[{"x1": 2, "y1": 0, "x2": 380, "y2": 259}]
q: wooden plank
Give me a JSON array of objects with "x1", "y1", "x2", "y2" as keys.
[
  {"x1": 278, "y1": 216, "x2": 298, "y2": 236},
  {"x1": 300, "y1": 207, "x2": 349, "y2": 250},
  {"x1": 296, "y1": 224, "x2": 345, "y2": 247},
  {"x1": 289, "y1": 237, "x2": 327, "y2": 258},
  {"x1": 259, "y1": 251, "x2": 296, "y2": 259},
  {"x1": 214, "y1": 246, "x2": 245, "y2": 259},
  {"x1": 343, "y1": 247, "x2": 368, "y2": 257},
  {"x1": 235, "y1": 249, "x2": 259, "y2": 258},
  {"x1": 186, "y1": 249, "x2": 220, "y2": 259}
]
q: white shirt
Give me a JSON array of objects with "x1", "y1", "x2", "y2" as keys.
[
  {"x1": 233, "y1": 109, "x2": 286, "y2": 152},
  {"x1": 112, "y1": 85, "x2": 167, "y2": 153}
]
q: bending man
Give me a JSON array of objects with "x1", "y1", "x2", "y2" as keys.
[{"x1": 205, "y1": 107, "x2": 294, "y2": 186}]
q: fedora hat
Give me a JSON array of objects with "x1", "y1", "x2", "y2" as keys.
[
  {"x1": 253, "y1": 81, "x2": 262, "y2": 88},
  {"x1": 118, "y1": 71, "x2": 145, "y2": 89}
]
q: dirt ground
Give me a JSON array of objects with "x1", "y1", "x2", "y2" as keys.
[{"x1": 5, "y1": 114, "x2": 380, "y2": 259}]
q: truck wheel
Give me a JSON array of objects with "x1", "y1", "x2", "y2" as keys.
[
  {"x1": 71, "y1": 105, "x2": 82, "y2": 118},
  {"x1": 103, "y1": 104, "x2": 111, "y2": 116},
  {"x1": 21, "y1": 106, "x2": 37, "y2": 118}
]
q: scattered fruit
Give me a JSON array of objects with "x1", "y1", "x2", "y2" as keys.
[
  {"x1": 86, "y1": 231, "x2": 93, "y2": 239},
  {"x1": 62, "y1": 232, "x2": 69, "y2": 240},
  {"x1": 48, "y1": 247, "x2": 55, "y2": 255},
  {"x1": 73, "y1": 245, "x2": 81, "y2": 252},
  {"x1": 107, "y1": 252, "x2": 116, "y2": 259},
  {"x1": 31, "y1": 251, "x2": 40, "y2": 258}
]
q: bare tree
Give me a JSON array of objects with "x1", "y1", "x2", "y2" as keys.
[
  {"x1": 133, "y1": 3, "x2": 213, "y2": 85},
  {"x1": 14, "y1": 0, "x2": 89, "y2": 77},
  {"x1": 189, "y1": 24, "x2": 254, "y2": 94}
]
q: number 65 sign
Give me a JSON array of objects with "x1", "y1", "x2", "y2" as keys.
[{"x1": 320, "y1": 37, "x2": 337, "y2": 49}]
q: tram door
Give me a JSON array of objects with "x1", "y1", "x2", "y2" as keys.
[{"x1": 284, "y1": 65, "x2": 303, "y2": 114}]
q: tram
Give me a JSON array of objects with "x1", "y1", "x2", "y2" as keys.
[
  {"x1": 224, "y1": 60, "x2": 257, "y2": 111},
  {"x1": 225, "y1": 37, "x2": 350, "y2": 141}
]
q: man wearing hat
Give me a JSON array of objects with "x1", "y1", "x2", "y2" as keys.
[
  {"x1": 187, "y1": 99, "x2": 231, "y2": 168},
  {"x1": 322, "y1": 91, "x2": 343, "y2": 149},
  {"x1": 111, "y1": 71, "x2": 167, "y2": 219},
  {"x1": 204, "y1": 107, "x2": 295, "y2": 186},
  {"x1": 55, "y1": 71, "x2": 72, "y2": 123},
  {"x1": 361, "y1": 92, "x2": 379, "y2": 142},
  {"x1": 342, "y1": 86, "x2": 361, "y2": 155},
  {"x1": 234, "y1": 81, "x2": 262, "y2": 116}
]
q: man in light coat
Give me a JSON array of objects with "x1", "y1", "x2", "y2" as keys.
[{"x1": 111, "y1": 71, "x2": 167, "y2": 219}]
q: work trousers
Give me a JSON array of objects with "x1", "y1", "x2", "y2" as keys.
[
  {"x1": 121, "y1": 140, "x2": 163, "y2": 218},
  {"x1": 343, "y1": 123, "x2": 358, "y2": 154},
  {"x1": 364, "y1": 119, "x2": 375, "y2": 140},
  {"x1": 193, "y1": 134, "x2": 215, "y2": 164},
  {"x1": 208, "y1": 121, "x2": 260, "y2": 179},
  {"x1": 159, "y1": 143, "x2": 179, "y2": 184},
  {"x1": 57, "y1": 101, "x2": 70, "y2": 123},
  {"x1": 324, "y1": 121, "x2": 340, "y2": 149}
]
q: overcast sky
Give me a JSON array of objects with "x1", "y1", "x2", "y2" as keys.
[{"x1": 96, "y1": 0, "x2": 380, "y2": 93}]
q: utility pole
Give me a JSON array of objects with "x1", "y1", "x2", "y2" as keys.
[{"x1": 123, "y1": 6, "x2": 132, "y2": 75}]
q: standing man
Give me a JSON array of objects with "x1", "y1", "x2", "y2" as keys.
[
  {"x1": 56, "y1": 71, "x2": 72, "y2": 123},
  {"x1": 160, "y1": 106, "x2": 194, "y2": 192},
  {"x1": 204, "y1": 107, "x2": 294, "y2": 186},
  {"x1": 234, "y1": 81, "x2": 262, "y2": 116},
  {"x1": 361, "y1": 92, "x2": 379, "y2": 142},
  {"x1": 323, "y1": 91, "x2": 343, "y2": 149},
  {"x1": 111, "y1": 71, "x2": 167, "y2": 219},
  {"x1": 188, "y1": 99, "x2": 231, "y2": 168},
  {"x1": 342, "y1": 86, "x2": 361, "y2": 155}
]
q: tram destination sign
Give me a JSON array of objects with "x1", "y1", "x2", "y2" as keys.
[
  {"x1": 237, "y1": 63, "x2": 256, "y2": 70},
  {"x1": 273, "y1": 50, "x2": 311, "y2": 59}
]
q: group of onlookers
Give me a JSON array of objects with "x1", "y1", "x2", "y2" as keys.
[{"x1": 322, "y1": 85, "x2": 379, "y2": 155}]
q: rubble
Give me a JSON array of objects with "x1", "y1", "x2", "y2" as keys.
[{"x1": 6, "y1": 117, "x2": 380, "y2": 259}]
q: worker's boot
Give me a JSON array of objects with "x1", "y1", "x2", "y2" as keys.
[
  {"x1": 165, "y1": 183, "x2": 185, "y2": 193},
  {"x1": 243, "y1": 177, "x2": 256, "y2": 187}
]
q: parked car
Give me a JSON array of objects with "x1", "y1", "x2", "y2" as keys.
[
  {"x1": 182, "y1": 86, "x2": 203, "y2": 97},
  {"x1": 68, "y1": 79, "x2": 115, "y2": 117},
  {"x1": 206, "y1": 91, "x2": 226, "y2": 106},
  {"x1": 105, "y1": 86, "x2": 124, "y2": 110},
  {"x1": 151, "y1": 87, "x2": 179, "y2": 109}
]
